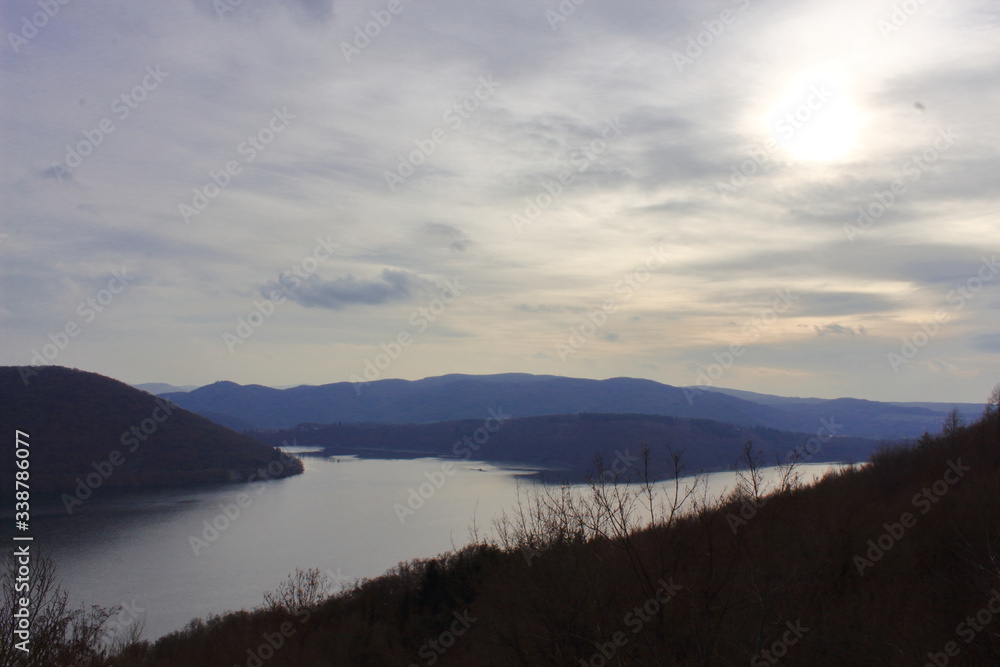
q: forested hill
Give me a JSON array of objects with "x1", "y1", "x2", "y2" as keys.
[
  {"x1": 0, "y1": 366, "x2": 302, "y2": 495},
  {"x1": 258, "y1": 412, "x2": 877, "y2": 479}
]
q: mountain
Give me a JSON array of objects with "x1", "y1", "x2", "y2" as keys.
[
  {"x1": 701, "y1": 386, "x2": 984, "y2": 420},
  {"x1": 164, "y1": 373, "x2": 968, "y2": 439},
  {"x1": 257, "y1": 412, "x2": 877, "y2": 478},
  {"x1": 134, "y1": 382, "x2": 200, "y2": 394},
  {"x1": 0, "y1": 366, "x2": 303, "y2": 495}
]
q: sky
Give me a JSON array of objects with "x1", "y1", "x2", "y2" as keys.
[{"x1": 1, "y1": 0, "x2": 998, "y2": 403}]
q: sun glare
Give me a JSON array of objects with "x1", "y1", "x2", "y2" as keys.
[{"x1": 768, "y1": 71, "x2": 864, "y2": 162}]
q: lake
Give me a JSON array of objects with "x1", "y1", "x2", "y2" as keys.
[{"x1": 15, "y1": 451, "x2": 844, "y2": 641}]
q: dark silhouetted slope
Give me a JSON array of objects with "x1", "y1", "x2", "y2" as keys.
[{"x1": 0, "y1": 366, "x2": 302, "y2": 494}]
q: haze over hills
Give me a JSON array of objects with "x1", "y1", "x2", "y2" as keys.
[
  {"x1": 161, "y1": 373, "x2": 976, "y2": 439},
  {"x1": 0, "y1": 367, "x2": 302, "y2": 495}
]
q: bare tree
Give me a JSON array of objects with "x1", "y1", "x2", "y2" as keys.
[
  {"x1": 987, "y1": 383, "x2": 1000, "y2": 445},
  {"x1": 774, "y1": 447, "x2": 804, "y2": 495},
  {"x1": 987, "y1": 383, "x2": 1000, "y2": 416},
  {"x1": 650, "y1": 442, "x2": 706, "y2": 531},
  {"x1": 733, "y1": 440, "x2": 766, "y2": 503},
  {"x1": 262, "y1": 568, "x2": 335, "y2": 613},
  {"x1": 0, "y1": 553, "x2": 131, "y2": 667},
  {"x1": 491, "y1": 479, "x2": 583, "y2": 565},
  {"x1": 943, "y1": 407, "x2": 965, "y2": 447}
]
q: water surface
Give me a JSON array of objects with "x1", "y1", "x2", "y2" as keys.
[{"x1": 13, "y1": 453, "x2": 842, "y2": 640}]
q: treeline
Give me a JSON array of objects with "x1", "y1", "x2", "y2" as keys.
[{"x1": 4, "y1": 390, "x2": 1000, "y2": 666}]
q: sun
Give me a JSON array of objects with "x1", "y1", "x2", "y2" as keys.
[{"x1": 768, "y1": 73, "x2": 864, "y2": 162}]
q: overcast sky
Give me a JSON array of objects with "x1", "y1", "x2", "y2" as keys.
[{"x1": 1, "y1": 0, "x2": 997, "y2": 402}]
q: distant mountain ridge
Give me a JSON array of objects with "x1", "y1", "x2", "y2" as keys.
[
  {"x1": 701, "y1": 385, "x2": 984, "y2": 415},
  {"x1": 160, "y1": 373, "x2": 976, "y2": 439},
  {"x1": 134, "y1": 382, "x2": 199, "y2": 394}
]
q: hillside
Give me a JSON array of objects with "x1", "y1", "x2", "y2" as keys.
[
  {"x1": 43, "y1": 389, "x2": 1000, "y2": 666},
  {"x1": 258, "y1": 412, "x2": 877, "y2": 478},
  {"x1": 0, "y1": 366, "x2": 302, "y2": 495},
  {"x1": 162, "y1": 373, "x2": 967, "y2": 439}
]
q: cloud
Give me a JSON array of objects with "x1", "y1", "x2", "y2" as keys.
[
  {"x1": 515, "y1": 304, "x2": 586, "y2": 314},
  {"x1": 913, "y1": 359, "x2": 960, "y2": 374},
  {"x1": 422, "y1": 223, "x2": 472, "y2": 252},
  {"x1": 271, "y1": 269, "x2": 432, "y2": 310},
  {"x1": 814, "y1": 323, "x2": 867, "y2": 337},
  {"x1": 1, "y1": 0, "x2": 997, "y2": 402},
  {"x1": 973, "y1": 333, "x2": 1000, "y2": 353}
]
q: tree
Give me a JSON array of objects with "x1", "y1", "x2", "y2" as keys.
[
  {"x1": 0, "y1": 554, "x2": 137, "y2": 666},
  {"x1": 262, "y1": 568, "x2": 334, "y2": 613},
  {"x1": 984, "y1": 383, "x2": 1000, "y2": 417},
  {"x1": 943, "y1": 407, "x2": 965, "y2": 446},
  {"x1": 984, "y1": 383, "x2": 1000, "y2": 446},
  {"x1": 733, "y1": 440, "x2": 766, "y2": 503}
]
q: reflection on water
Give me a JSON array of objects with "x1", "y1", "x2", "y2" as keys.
[{"x1": 12, "y1": 454, "x2": 843, "y2": 640}]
